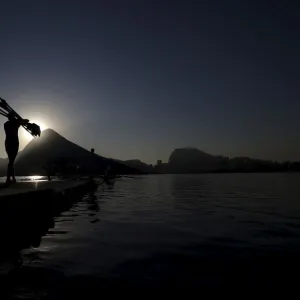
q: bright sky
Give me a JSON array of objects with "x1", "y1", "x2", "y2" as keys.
[{"x1": 0, "y1": 0, "x2": 299, "y2": 163}]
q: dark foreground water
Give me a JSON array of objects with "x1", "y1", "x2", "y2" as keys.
[{"x1": 1, "y1": 174, "x2": 300, "y2": 296}]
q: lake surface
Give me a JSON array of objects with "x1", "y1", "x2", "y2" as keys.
[{"x1": 1, "y1": 174, "x2": 300, "y2": 296}]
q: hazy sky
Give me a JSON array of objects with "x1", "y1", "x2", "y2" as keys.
[{"x1": 0, "y1": 0, "x2": 299, "y2": 163}]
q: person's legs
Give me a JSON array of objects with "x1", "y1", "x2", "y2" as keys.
[
  {"x1": 11, "y1": 150, "x2": 18, "y2": 183},
  {"x1": 6, "y1": 161, "x2": 12, "y2": 183},
  {"x1": 12, "y1": 166, "x2": 17, "y2": 183},
  {"x1": 6, "y1": 153, "x2": 17, "y2": 183},
  {"x1": 5, "y1": 142, "x2": 19, "y2": 184}
]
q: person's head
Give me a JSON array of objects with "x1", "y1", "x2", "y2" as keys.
[
  {"x1": 7, "y1": 113, "x2": 14, "y2": 121},
  {"x1": 91, "y1": 148, "x2": 95, "y2": 154}
]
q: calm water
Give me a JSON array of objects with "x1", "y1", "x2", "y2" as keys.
[{"x1": 1, "y1": 174, "x2": 300, "y2": 296}]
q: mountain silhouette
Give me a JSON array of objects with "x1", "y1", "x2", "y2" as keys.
[
  {"x1": 122, "y1": 159, "x2": 154, "y2": 173},
  {"x1": 1, "y1": 131, "x2": 296, "y2": 176},
  {"x1": 0, "y1": 129, "x2": 139, "y2": 176},
  {"x1": 168, "y1": 147, "x2": 226, "y2": 172}
]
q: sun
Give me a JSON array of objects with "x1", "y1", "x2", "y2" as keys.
[{"x1": 22, "y1": 120, "x2": 48, "y2": 141}]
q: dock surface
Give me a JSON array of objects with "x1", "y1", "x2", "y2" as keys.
[
  {"x1": 0, "y1": 179, "x2": 97, "y2": 260},
  {"x1": 0, "y1": 180, "x2": 89, "y2": 198}
]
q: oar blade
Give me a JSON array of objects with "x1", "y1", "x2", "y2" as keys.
[{"x1": 26, "y1": 123, "x2": 41, "y2": 137}]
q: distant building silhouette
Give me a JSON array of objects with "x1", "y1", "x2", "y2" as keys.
[{"x1": 157, "y1": 160, "x2": 162, "y2": 165}]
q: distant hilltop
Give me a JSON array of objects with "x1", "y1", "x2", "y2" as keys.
[
  {"x1": 168, "y1": 147, "x2": 225, "y2": 172},
  {"x1": 125, "y1": 147, "x2": 300, "y2": 174},
  {"x1": 122, "y1": 159, "x2": 154, "y2": 174},
  {"x1": 154, "y1": 147, "x2": 300, "y2": 174},
  {"x1": 0, "y1": 129, "x2": 140, "y2": 176}
]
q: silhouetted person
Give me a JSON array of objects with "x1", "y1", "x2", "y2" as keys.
[
  {"x1": 89, "y1": 148, "x2": 96, "y2": 179},
  {"x1": 4, "y1": 113, "x2": 29, "y2": 185}
]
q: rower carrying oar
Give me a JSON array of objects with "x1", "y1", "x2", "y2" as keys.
[
  {"x1": 4, "y1": 114, "x2": 30, "y2": 184},
  {"x1": 0, "y1": 97, "x2": 41, "y2": 185}
]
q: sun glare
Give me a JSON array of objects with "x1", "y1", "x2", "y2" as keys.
[{"x1": 22, "y1": 120, "x2": 48, "y2": 141}]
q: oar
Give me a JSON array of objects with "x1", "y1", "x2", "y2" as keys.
[
  {"x1": 0, "y1": 97, "x2": 41, "y2": 137},
  {"x1": 0, "y1": 109, "x2": 8, "y2": 117}
]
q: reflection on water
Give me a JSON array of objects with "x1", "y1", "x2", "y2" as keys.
[
  {"x1": 1, "y1": 174, "x2": 300, "y2": 296},
  {"x1": 0, "y1": 176, "x2": 57, "y2": 183},
  {"x1": 85, "y1": 193, "x2": 100, "y2": 224}
]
